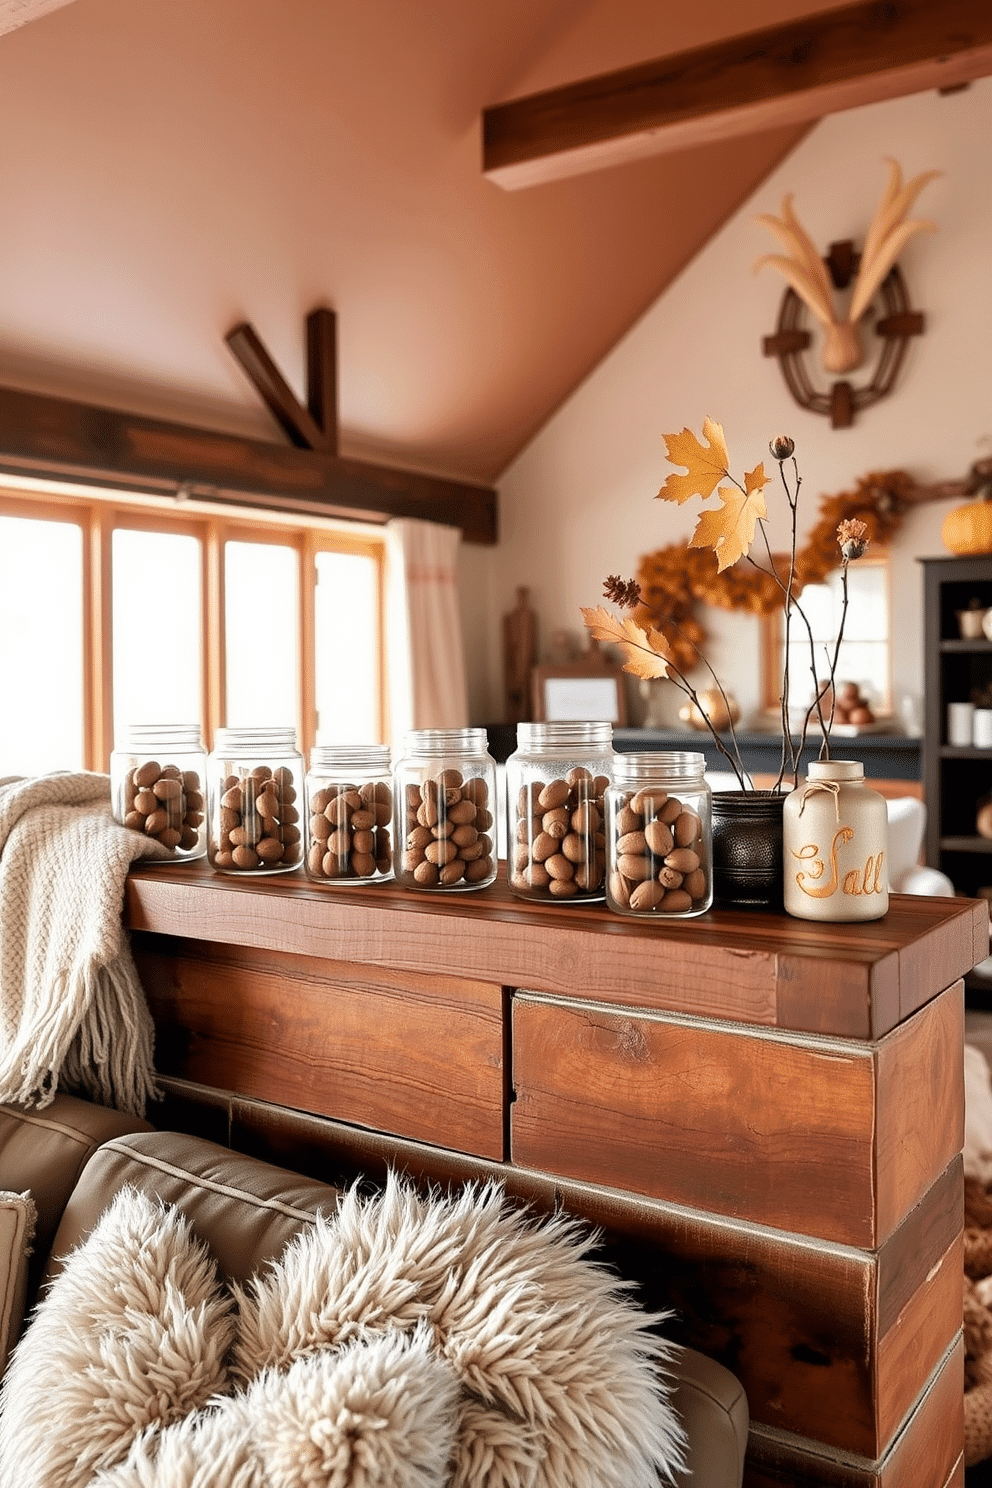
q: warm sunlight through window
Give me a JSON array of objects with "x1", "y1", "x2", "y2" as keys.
[
  {"x1": 225, "y1": 539, "x2": 300, "y2": 729},
  {"x1": 764, "y1": 556, "x2": 891, "y2": 721},
  {"x1": 314, "y1": 548, "x2": 380, "y2": 744},
  {"x1": 0, "y1": 514, "x2": 84, "y2": 774},
  {"x1": 0, "y1": 491, "x2": 386, "y2": 775},
  {"x1": 112, "y1": 527, "x2": 203, "y2": 737}
]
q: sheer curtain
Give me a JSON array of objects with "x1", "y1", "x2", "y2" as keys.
[{"x1": 385, "y1": 518, "x2": 469, "y2": 744}]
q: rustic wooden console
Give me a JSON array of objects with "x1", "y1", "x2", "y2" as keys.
[{"x1": 125, "y1": 864, "x2": 986, "y2": 1488}]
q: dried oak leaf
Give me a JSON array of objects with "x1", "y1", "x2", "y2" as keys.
[
  {"x1": 657, "y1": 416, "x2": 729, "y2": 505},
  {"x1": 689, "y1": 464, "x2": 769, "y2": 572},
  {"x1": 580, "y1": 605, "x2": 673, "y2": 679}
]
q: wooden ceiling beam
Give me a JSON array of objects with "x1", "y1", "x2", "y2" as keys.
[
  {"x1": 306, "y1": 308, "x2": 339, "y2": 455},
  {"x1": 0, "y1": 384, "x2": 498, "y2": 544},
  {"x1": 224, "y1": 321, "x2": 331, "y2": 451},
  {"x1": 483, "y1": 0, "x2": 992, "y2": 189}
]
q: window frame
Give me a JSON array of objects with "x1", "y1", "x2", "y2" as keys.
[
  {"x1": 0, "y1": 483, "x2": 387, "y2": 771},
  {"x1": 760, "y1": 550, "x2": 893, "y2": 723}
]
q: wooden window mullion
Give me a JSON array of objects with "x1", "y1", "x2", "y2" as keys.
[
  {"x1": 204, "y1": 519, "x2": 226, "y2": 747},
  {"x1": 87, "y1": 506, "x2": 114, "y2": 771},
  {"x1": 300, "y1": 533, "x2": 317, "y2": 757}
]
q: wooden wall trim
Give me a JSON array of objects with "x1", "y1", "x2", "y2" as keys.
[
  {"x1": 483, "y1": 0, "x2": 992, "y2": 189},
  {"x1": 0, "y1": 383, "x2": 498, "y2": 545}
]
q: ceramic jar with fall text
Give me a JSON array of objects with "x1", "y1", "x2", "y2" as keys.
[{"x1": 783, "y1": 759, "x2": 888, "y2": 921}]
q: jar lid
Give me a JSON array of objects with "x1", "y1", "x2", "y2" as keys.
[
  {"x1": 115, "y1": 724, "x2": 204, "y2": 748},
  {"x1": 613, "y1": 750, "x2": 706, "y2": 783},
  {"x1": 515, "y1": 721, "x2": 613, "y2": 751},
  {"x1": 310, "y1": 744, "x2": 391, "y2": 771},
  {"x1": 402, "y1": 728, "x2": 490, "y2": 757},
  {"x1": 213, "y1": 726, "x2": 300, "y2": 754},
  {"x1": 806, "y1": 759, "x2": 864, "y2": 781}
]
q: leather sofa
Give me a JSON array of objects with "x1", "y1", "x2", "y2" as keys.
[{"x1": 0, "y1": 1092, "x2": 748, "y2": 1486}]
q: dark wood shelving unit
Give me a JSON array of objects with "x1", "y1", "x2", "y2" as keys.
[{"x1": 921, "y1": 557, "x2": 992, "y2": 910}]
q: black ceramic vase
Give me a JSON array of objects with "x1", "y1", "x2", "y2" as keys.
[{"x1": 710, "y1": 790, "x2": 785, "y2": 910}]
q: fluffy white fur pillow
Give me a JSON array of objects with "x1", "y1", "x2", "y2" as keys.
[
  {"x1": 0, "y1": 1174, "x2": 687, "y2": 1488},
  {"x1": 233, "y1": 1172, "x2": 687, "y2": 1488},
  {"x1": 0, "y1": 1187, "x2": 234, "y2": 1488},
  {"x1": 93, "y1": 1323, "x2": 460, "y2": 1488},
  {"x1": 0, "y1": 1190, "x2": 35, "y2": 1378}
]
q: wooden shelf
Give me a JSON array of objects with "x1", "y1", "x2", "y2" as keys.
[{"x1": 125, "y1": 860, "x2": 985, "y2": 1042}]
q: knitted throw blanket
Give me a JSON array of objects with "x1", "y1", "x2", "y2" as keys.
[{"x1": 0, "y1": 773, "x2": 168, "y2": 1116}]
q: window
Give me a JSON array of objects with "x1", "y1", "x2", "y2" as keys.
[
  {"x1": 0, "y1": 488, "x2": 386, "y2": 775},
  {"x1": 762, "y1": 554, "x2": 892, "y2": 722},
  {"x1": 0, "y1": 513, "x2": 85, "y2": 774}
]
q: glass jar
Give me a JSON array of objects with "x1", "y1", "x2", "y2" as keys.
[
  {"x1": 505, "y1": 721, "x2": 614, "y2": 902},
  {"x1": 606, "y1": 752, "x2": 712, "y2": 917},
  {"x1": 110, "y1": 724, "x2": 207, "y2": 860},
  {"x1": 783, "y1": 759, "x2": 889, "y2": 921},
  {"x1": 207, "y1": 727, "x2": 304, "y2": 875},
  {"x1": 305, "y1": 745, "x2": 393, "y2": 884},
  {"x1": 393, "y1": 728, "x2": 497, "y2": 892}
]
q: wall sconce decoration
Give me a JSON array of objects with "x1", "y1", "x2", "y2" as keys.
[{"x1": 755, "y1": 160, "x2": 939, "y2": 428}]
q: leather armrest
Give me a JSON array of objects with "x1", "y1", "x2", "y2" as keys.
[
  {"x1": 670, "y1": 1345, "x2": 748, "y2": 1488},
  {"x1": 0, "y1": 1094, "x2": 151, "y2": 1310}
]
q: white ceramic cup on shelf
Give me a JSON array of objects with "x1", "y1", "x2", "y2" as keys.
[
  {"x1": 948, "y1": 701, "x2": 975, "y2": 746},
  {"x1": 974, "y1": 709, "x2": 992, "y2": 749}
]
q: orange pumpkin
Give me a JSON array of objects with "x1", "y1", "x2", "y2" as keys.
[{"x1": 942, "y1": 500, "x2": 992, "y2": 555}]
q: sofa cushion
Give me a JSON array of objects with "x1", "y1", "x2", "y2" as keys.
[
  {"x1": 33, "y1": 1127, "x2": 741, "y2": 1487},
  {"x1": 0, "y1": 1186, "x2": 234, "y2": 1488},
  {"x1": 0, "y1": 1190, "x2": 34, "y2": 1374},
  {"x1": 42, "y1": 1128, "x2": 340, "y2": 1294}
]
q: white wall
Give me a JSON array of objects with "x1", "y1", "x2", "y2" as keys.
[{"x1": 475, "y1": 79, "x2": 992, "y2": 729}]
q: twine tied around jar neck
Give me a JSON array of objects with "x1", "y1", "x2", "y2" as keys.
[{"x1": 798, "y1": 779, "x2": 842, "y2": 820}]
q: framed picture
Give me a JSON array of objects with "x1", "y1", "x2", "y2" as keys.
[{"x1": 531, "y1": 663, "x2": 627, "y2": 725}]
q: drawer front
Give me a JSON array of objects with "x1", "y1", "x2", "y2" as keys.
[
  {"x1": 134, "y1": 935, "x2": 506, "y2": 1160},
  {"x1": 511, "y1": 988, "x2": 961, "y2": 1247}
]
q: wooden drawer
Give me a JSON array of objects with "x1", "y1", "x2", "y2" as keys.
[
  {"x1": 134, "y1": 934, "x2": 506, "y2": 1160},
  {"x1": 510, "y1": 984, "x2": 963, "y2": 1247}
]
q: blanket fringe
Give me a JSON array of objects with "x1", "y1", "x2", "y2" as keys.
[{"x1": 0, "y1": 774, "x2": 164, "y2": 1117}]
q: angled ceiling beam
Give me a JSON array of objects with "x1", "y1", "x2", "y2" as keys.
[
  {"x1": 225, "y1": 320, "x2": 332, "y2": 451},
  {"x1": 483, "y1": 0, "x2": 992, "y2": 189},
  {"x1": 0, "y1": 384, "x2": 498, "y2": 544}
]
